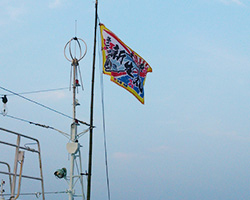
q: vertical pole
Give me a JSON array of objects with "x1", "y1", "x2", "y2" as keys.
[
  {"x1": 87, "y1": 1, "x2": 98, "y2": 200},
  {"x1": 78, "y1": 150, "x2": 85, "y2": 198},
  {"x1": 69, "y1": 60, "x2": 78, "y2": 200},
  {"x1": 37, "y1": 141, "x2": 45, "y2": 200},
  {"x1": 69, "y1": 153, "x2": 75, "y2": 200},
  {"x1": 72, "y1": 60, "x2": 77, "y2": 121},
  {"x1": 11, "y1": 135, "x2": 20, "y2": 199},
  {"x1": 13, "y1": 151, "x2": 24, "y2": 200}
]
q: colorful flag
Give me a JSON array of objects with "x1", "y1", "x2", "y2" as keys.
[{"x1": 100, "y1": 24, "x2": 152, "y2": 104}]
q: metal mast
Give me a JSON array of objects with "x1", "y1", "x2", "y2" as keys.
[
  {"x1": 64, "y1": 37, "x2": 87, "y2": 200},
  {"x1": 87, "y1": 1, "x2": 98, "y2": 199}
]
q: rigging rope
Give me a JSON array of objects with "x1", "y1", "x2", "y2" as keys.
[
  {"x1": 0, "y1": 113, "x2": 31, "y2": 124},
  {"x1": 0, "y1": 113, "x2": 70, "y2": 138},
  {"x1": 0, "y1": 86, "x2": 91, "y2": 127},
  {"x1": 0, "y1": 86, "x2": 72, "y2": 119},
  {"x1": 2, "y1": 190, "x2": 67, "y2": 197},
  {"x1": 0, "y1": 87, "x2": 69, "y2": 96},
  {"x1": 97, "y1": 18, "x2": 111, "y2": 200}
]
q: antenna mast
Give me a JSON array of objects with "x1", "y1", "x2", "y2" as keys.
[{"x1": 64, "y1": 36, "x2": 87, "y2": 200}]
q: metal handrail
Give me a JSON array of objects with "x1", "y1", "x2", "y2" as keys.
[
  {"x1": 0, "y1": 127, "x2": 45, "y2": 200},
  {"x1": 0, "y1": 161, "x2": 12, "y2": 191}
]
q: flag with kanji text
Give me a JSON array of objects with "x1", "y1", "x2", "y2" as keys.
[{"x1": 100, "y1": 24, "x2": 152, "y2": 104}]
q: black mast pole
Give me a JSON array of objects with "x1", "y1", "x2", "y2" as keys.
[{"x1": 87, "y1": 0, "x2": 98, "y2": 200}]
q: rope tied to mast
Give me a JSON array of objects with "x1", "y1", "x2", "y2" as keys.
[{"x1": 0, "y1": 86, "x2": 92, "y2": 127}]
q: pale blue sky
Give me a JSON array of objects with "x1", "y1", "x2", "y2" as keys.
[{"x1": 0, "y1": 0, "x2": 250, "y2": 200}]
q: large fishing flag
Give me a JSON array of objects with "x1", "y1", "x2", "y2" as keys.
[{"x1": 100, "y1": 24, "x2": 152, "y2": 104}]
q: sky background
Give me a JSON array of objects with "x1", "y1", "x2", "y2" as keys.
[{"x1": 0, "y1": 0, "x2": 250, "y2": 200}]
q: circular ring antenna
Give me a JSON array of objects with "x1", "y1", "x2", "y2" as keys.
[{"x1": 64, "y1": 37, "x2": 87, "y2": 62}]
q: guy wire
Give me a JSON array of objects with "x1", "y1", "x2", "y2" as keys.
[
  {"x1": 0, "y1": 86, "x2": 72, "y2": 120},
  {"x1": 0, "y1": 86, "x2": 91, "y2": 126},
  {"x1": 0, "y1": 113, "x2": 70, "y2": 138},
  {"x1": 97, "y1": 17, "x2": 111, "y2": 200},
  {"x1": 0, "y1": 87, "x2": 69, "y2": 96}
]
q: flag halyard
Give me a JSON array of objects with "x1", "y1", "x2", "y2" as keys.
[{"x1": 100, "y1": 24, "x2": 152, "y2": 104}]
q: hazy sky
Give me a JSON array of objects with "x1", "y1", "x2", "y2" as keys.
[{"x1": 0, "y1": 0, "x2": 250, "y2": 200}]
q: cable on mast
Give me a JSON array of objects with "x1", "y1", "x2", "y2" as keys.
[
  {"x1": 0, "y1": 86, "x2": 91, "y2": 127},
  {"x1": 0, "y1": 113, "x2": 70, "y2": 138},
  {"x1": 97, "y1": 16, "x2": 111, "y2": 200},
  {"x1": 0, "y1": 87, "x2": 69, "y2": 96}
]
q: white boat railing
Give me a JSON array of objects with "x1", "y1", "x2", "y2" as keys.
[{"x1": 0, "y1": 127, "x2": 45, "y2": 200}]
